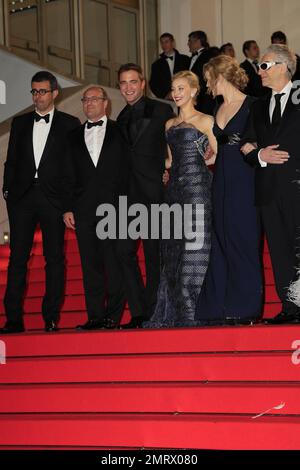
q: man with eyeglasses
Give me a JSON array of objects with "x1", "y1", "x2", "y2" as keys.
[
  {"x1": 62, "y1": 86, "x2": 128, "y2": 330},
  {"x1": 1, "y1": 71, "x2": 80, "y2": 334},
  {"x1": 241, "y1": 44, "x2": 300, "y2": 324}
]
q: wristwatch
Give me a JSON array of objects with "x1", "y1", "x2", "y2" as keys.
[{"x1": 3, "y1": 191, "x2": 8, "y2": 200}]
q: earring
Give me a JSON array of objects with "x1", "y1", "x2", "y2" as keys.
[{"x1": 191, "y1": 94, "x2": 195, "y2": 98}]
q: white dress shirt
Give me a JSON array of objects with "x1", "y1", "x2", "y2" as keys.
[
  {"x1": 84, "y1": 115, "x2": 107, "y2": 167},
  {"x1": 189, "y1": 48, "x2": 205, "y2": 70},
  {"x1": 165, "y1": 52, "x2": 175, "y2": 76},
  {"x1": 258, "y1": 80, "x2": 292, "y2": 167},
  {"x1": 32, "y1": 107, "x2": 54, "y2": 177}
]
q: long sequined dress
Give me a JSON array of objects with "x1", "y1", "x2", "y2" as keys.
[{"x1": 143, "y1": 122, "x2": 212, "y2": 327}]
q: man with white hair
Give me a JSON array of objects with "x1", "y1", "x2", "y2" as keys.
[{"x1": 241, "y1": 44, "x2": 300, "y2": 324}]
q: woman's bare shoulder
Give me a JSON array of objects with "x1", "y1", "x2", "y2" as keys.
[
  {"x1": 165, "y1": 117, "x2": 178, "y2": 130},
  {"x1": 194, "y1": 112, "x2": 214, "y2": 132}
]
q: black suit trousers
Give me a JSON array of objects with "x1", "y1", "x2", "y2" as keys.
[
  {"x1": 116, "y1": 236, "x2": 160, "y2": 320},
  {"x1": 260, "y1": 194, "x2": 300, "y2": 314},
  {"x1": 4, "y1": 183, "x2": 65, "y2": 323},
  {"x1": 75, "y1": 212, "x2": 125, "y2": 322}
]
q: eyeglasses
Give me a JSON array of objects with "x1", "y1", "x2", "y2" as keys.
[
  {"x1": 30, "y1": 89, "x2": 53, "y2": 96},
  {"x1": 257, "y1": 61, "x2": 283, "y2": 71},
  {"x1": 81, "y1": 97, "x2": 106, "y2": 104}
]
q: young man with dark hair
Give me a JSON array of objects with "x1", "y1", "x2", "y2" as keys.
[
  {"x1": 116, "y1": 63, "x2": 174, "y2": 328},
  {"x1": 149, "y1": 32, "x2": 190, "y2": 99},
  {"x1": 188, "y1": 30, "x2": 220, "y2": 114}
]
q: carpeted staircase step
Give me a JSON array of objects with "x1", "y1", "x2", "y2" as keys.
[
  {"x1": 0, "y1": 382, "x2": 298, "y2": 414},
  {"x1": 2, "y1": 324, "x2": 299, "y2": 356},
  {"x1": 1, "y1": 350, "x2": 298, "y2": 384},
  {"x1": 0, "y1": 413, "x2": 299, "y2": 450}
]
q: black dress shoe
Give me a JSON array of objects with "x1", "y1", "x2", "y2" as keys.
[
  {"x1": 45, "y1": 321, "x2": 59, "y2": 332},
  {"x1": 0, "y1": 322, "x2": 25, "y2": 334},
  {"x1": 75, "y1": 319, "x2": 106, "y2": 330},
  {"x1": 104, "y1": 318, "x2": 120, "y2": 329},
  {"x1": 121, "y1": 316, "x2": 146, "y2": 329},
  {"x1": 264, "y1": 312, "x2": 300, "y2": 324}
]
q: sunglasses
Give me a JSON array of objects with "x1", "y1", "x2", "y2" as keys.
[{"x1": 257, "y1": 61, "x2": 283, "y2": 71}]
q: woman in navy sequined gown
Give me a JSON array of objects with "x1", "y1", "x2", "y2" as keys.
[
  {"x1": 144, "y1": 71, "x2": 216, "y2": 328},
  {"x1": 196, "y1": 55, "x2": 263, "y2": 324}
]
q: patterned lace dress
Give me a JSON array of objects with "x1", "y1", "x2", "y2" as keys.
[{"x1": 143, "y1": 122, "x2": 212, "y2": 327}]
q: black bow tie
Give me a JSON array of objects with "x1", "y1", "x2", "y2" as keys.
[
  {"x1": 34, "y1": 112, "x2": 50, "y2": 123},
  {"x1": 87, "y1": 120, "x2": 104, "y2": 129},
  {"x1": 192, "y1": 51, "x2": 199, "y2": 57},
  {"x1": 163, "y1": 54, "x2": 173, "y2": 60}
]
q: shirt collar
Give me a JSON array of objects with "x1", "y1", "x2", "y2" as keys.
[
  {"x1": 35, "y1": 107, "x2": 55, "y2": 122},
  {"x1": 128, "y1": 96, "x2": 145, "y2": 112},
  {"x1": 271, "y1": 80, "x2": 293, "y2": 97}
]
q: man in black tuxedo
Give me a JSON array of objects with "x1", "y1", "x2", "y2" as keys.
[
  {"x1": 1, "y1": 71, "x2": 80, "y2": 334},
  {"x1": 271, "y1": 31, "x2": 300, "y2": 82},
  {"x1": 241, "y1": 44, "x2": 300, "y2": 324},
  {"x1": 240, "y1": 40, "x2": 268, "y2": 97},
  {"x1": 188, "y1": 30, "x2": 220, "y2": 114},
  {"x1": 116, "y1": 63, "x2": 174, "y2": 328},
  {"x1": 62, "y1": 86, "x2": 127, "y2": 330},
  {"x1": 149, "y1": 32, "x2": 190, "y2": 100}
]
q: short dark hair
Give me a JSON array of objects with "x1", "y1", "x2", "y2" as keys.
[
  {"x1": 118, "y1": 63, "x2": 144, "y2": 81},
  {"x1": 242, "y1": 40, "x2": 257, "y2": 56},
  {"x1": 271, "y1": 31, "x2": 287, "y2": 44},
  {"x1": 220, "y1": 42, "x2": 233, "y2": 53},
  {"x1": 31, "y1": 71, "x2": 59, "y2": 90},
  {"x1": 188, "y1": 30, "x2": 209, "y2": 49},
  {"x1": 160, "y1": 32, "x2": 174, "y2": 42}
]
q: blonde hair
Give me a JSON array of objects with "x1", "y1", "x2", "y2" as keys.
[
  {"x1": 172, "y1": 70, "x2": 200, "y2": 102},
  {"x1": 204, "y1": 55, "x2": 248, "y2": 93}
]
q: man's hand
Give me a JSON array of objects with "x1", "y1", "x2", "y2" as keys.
[
  {"x1": 203, "y1": 145, "x2": 216, "y2": 166},
  {"x1": 203, "y1": 145, "x2": 214, "y2": 161},
  {"x1": 259, "y1": 145, "x2": 290, "y2": 164},
  {"x1": 163, "y1": 169, "x2": 170, "y2": 185},
  {"x1": 63, "y1": 211, "x2": 75, "y2": 230}
]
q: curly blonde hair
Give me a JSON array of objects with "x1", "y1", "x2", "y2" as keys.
[
  {"x1": 204, "y1": 55, "x2": 248, "y2": 93},
  {"x1": 172, "y1": 70, "x2": 200, "y2": 103}
]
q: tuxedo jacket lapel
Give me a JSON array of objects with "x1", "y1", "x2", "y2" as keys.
[
  {"x1": 132, "y1": 99, "x2": 154, "y2": 145},
  {"x1": 78, "y1": 123, "x2": 98, "y2": 170},
  {"x1": 277, "y1": 92, "x2": 295, "y2": 133},
  {"x1": 96, "y1": 119, "x2": 113, "y2": 169},
  {"x1": 25, "y1": 113, "x2": 35, "y2": 170},
  {"x1": 38, "y1": 110, "x2": 59, "y2": 170}
]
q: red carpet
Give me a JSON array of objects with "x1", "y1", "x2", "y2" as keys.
[{"x1": 1, "y1": 229, "x2": 300, "y2": 449}]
